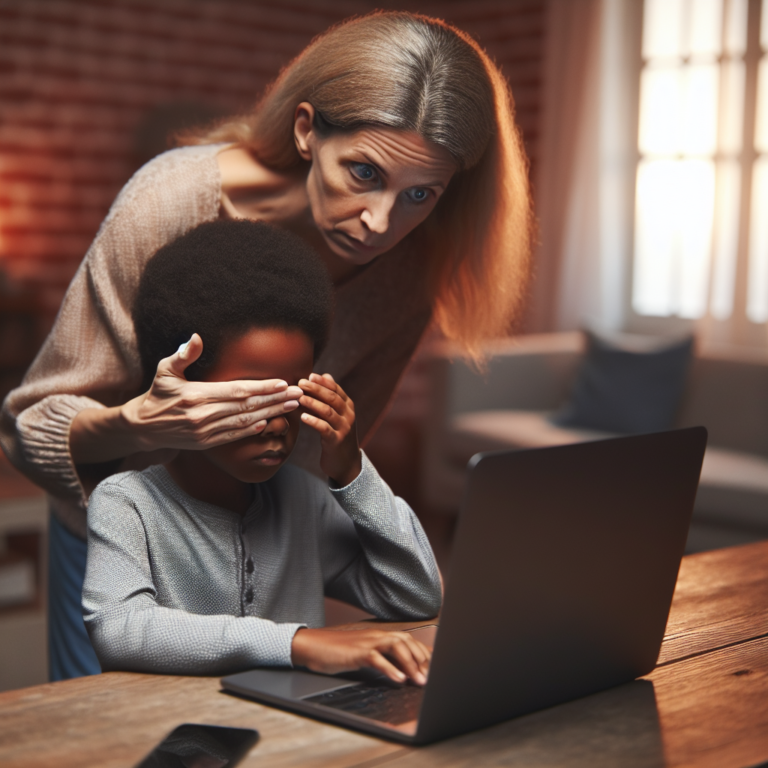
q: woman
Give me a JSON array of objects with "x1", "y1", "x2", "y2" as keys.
[{"x1": 0, "y1": 11, "x2": 533, "y2": 680}]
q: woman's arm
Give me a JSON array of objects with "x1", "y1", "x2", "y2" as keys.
[
  {"x1": 1, "y1": 147, "x2": 298, "y2": 502},
  {"x1": 82, "y1": 479, "x2": 303, "y2": 675},
  {"x1": 1, "y1": 148, "x2": 218, "y2": 501}
]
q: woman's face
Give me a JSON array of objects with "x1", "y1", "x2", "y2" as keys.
[{"x1": 294, "y1": 104, "x2": 457, "y2": 264}]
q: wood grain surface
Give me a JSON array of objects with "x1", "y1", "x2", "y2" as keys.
[
  {"x1": 649, "y1": 636, "x2": 768, "y2": 768},
  {"x1": 658, "y1": 541, "x2": 768, "y2": 665},
  {"x1": 0, "y1": 542, "x2": 765, "y2": 767},
  {"x1": 0, "y1": 672, "x2": 404, "y2": 768}
]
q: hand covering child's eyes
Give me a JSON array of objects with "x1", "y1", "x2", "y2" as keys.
[{"x1": 114, "y1": 332, "x2": 303, "y2": 457}]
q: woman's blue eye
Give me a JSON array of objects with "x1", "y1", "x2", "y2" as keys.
[{"x1": 351, "y1": 163, "x2": 376, "y2": 181}]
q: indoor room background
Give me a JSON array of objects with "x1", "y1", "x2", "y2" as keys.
[{"x1": 1, "y1": 0, "x2": 766, "y2": 691}]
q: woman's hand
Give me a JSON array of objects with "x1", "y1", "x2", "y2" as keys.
[
  {"x1": 298, "y1": 373, "x2": 362, "y2": 487},
  {"x1": 291, "y1": 628, "x2": 431, "y2": 685},
  {"x1": 70, "y1": 334, "x2": 302, "y2": 464}
]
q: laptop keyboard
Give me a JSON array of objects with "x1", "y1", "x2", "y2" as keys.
[{"x1": 305, "y1": 682, "x2": 424, "y2": 725}]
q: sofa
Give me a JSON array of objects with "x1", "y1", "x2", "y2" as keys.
[{"x1": 421, "y1": 331, "x2": 768, "y2": 553}]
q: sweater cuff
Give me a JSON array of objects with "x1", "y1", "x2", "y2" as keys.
[
  {"x1": 329, "y1": 451, "x2": 395, "y2": 528},
  {"x1": 263, "y1": 622, "x2": 305, "y2": 668},
  {"x1": 15, "y1": 394, "x2": 106, "y2": 505},
  {"x1": 329, "y1": 449, "x2": 375, "y2": 492}
]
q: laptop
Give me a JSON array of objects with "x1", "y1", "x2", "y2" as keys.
[{"x1": 221, "y1": 427, "x2": 707, "y2": 745}]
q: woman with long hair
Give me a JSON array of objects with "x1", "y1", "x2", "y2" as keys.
[{"x1": 1, "y1": 11, "x2": 533, "y2": 680}]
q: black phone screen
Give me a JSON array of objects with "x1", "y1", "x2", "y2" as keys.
[{"x1": 135, "y1": 723, "x2": 259, "y2": 768}]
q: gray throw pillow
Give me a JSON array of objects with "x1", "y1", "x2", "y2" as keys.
[{"x1": 551, "y1": 332, "x2": 694, "y2": 434}]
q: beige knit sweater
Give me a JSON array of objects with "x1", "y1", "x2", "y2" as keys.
[{"x1": 0, "y1": 145, "x2": 432, "y2": 538}]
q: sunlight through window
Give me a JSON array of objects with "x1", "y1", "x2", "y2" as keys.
[{"x1": 633, "y1": 0, "x2": 749, "y2": 321}]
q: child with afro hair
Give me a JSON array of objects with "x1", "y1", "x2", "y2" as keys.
[{"x1": 82, "y1": 219, "x2": 441, "y2": 684}]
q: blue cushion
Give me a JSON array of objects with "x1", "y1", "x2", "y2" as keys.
[{"x1": 552, "y1": 332, "x2": 694, "y2": 434}]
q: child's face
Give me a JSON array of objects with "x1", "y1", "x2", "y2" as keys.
[{"x1": 201, "y1": 327, "x2": 314, "y2": 483}]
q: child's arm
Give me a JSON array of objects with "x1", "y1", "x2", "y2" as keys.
[
  {"x1": 295, "y1": 375, "x2": 442, "y2": 682},
  {"x1": 299, "y1": 374, "x2": 441, "y2": 618},
  {"x1": 82, "y1": 479, "x2": 303, "y2": 675}
]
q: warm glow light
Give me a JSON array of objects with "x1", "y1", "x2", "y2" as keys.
[
  {"x1": 643, "y1": 0, "x2": 724, "y2": 59},
  {"x1": 755, "y1": 58, "x2": 768, "y2": 152},
  {"x1": 762, "y1": 0, "x2": 768, "y2": 49},
  {"x1": 634, "y1": 160, "x2": 715, "y2": 318},
  {"x1": 643, "y1": 0, "x2": 684, "y2": 60},
  {"x1": 711, "y1": 161, "x2": 741, "y2": 319},
  {"x1": 719, "y1": 60, "x2": 745, "y2": 153},
  {"x1": 725, "y1": 0, "x2": 748, "y2": 55},
  {"x1": 747, "y1": 158, "x2": 768, "y2": 322},
  {"x1": 639, "y1": 65, "x2": 719, "y2": 156},
  {"x1": 634, "y1": 0, "x2": 757, "y2": 323},
  {"x1": 689, "y1": 0, "x2": 723, "y2": 57},
  {"x1": 639, "y1": 67, "x2": 682, "y2": 154},
  {"x1": 635, "y1": 161, "x2": 677, "y2": 316},
  {"x1": 678, "y1": 160, "x2": 716, "y2": 317},
  {"x1": 683, "y1": 64, "x2": 719, "y2": 154}
]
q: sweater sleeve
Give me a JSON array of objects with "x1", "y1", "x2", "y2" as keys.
[
  {"x1": 323, "y1": 452, "x2": 442, "y2": 620},
  {"x1": 0, "y1": 147, "x2": 222, "y2": 506},
  {"x1": 82, "y1": 480, "x2": 303, "y2": 675}
]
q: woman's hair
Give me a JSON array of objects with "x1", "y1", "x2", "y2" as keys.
[
  {"x1": 181, "y1": 11, "x2": 533, "y2": 358},
  {"x1": 133, "y1": 219, "x2": 333, "y2": 390}
]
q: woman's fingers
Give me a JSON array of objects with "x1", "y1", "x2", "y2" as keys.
[
  {"x1": 189, "y1": 380, "x2": 301, "y2": 406},
  {"x1": 160, "y1": 333, "x2": 203, "y2": 378},
  {"x1": 200, "y1": 401, "x2": 300, "y2": 446},
  {"x1": 186, "y1": 387, "x2": 301, "y2": 425},
  {"x1": 131, "y1": 357, "x2": 303, "y2": 451}
]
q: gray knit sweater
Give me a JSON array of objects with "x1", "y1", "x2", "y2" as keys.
[{"x1": 82, "y1": 452, "x2": 441, "y2": 675}]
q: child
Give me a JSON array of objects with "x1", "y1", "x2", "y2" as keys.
[{"x1": 82, "y1": 220, "x2": 441, "y2": 684}]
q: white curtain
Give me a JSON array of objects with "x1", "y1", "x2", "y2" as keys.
[{"x1": 531, "y1": 0, "x2": 642, "y2": 334}]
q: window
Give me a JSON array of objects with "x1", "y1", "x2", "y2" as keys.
[{"x1": 632, "y1": 0, "x2": 768, "y2": 344}]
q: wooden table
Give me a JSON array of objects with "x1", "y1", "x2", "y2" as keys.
[{"x1": 1, "y1": 542, "x2": 766, "y2": 768}]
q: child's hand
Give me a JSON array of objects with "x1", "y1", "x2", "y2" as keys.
[
  {"x1": 291, "y1": 628, "x2": 431, "y2": 686},
  {"x1": 298, "y1": 373, "x2": 362, "y2": 487}
]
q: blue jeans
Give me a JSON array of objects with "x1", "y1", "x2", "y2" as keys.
[{"x1": 48, "y1": 514, "x2": 101, "y2": 681}]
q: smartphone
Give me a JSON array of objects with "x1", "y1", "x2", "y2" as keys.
[{"x1": 135, "y1": 723, "x2": 259, "y2": 767}]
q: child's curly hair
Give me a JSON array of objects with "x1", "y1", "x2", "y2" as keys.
[{"x1": 133, "y1": 219, "x2": 333, "y2": 390}]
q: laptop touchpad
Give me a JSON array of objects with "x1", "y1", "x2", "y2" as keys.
[{"x1": 231, "y1": 669, "x2": 356, "y2": 700}]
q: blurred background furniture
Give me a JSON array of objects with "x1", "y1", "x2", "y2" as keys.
[{"x1": 421, "y1": 331, "x2": 768, "y2": 553}]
